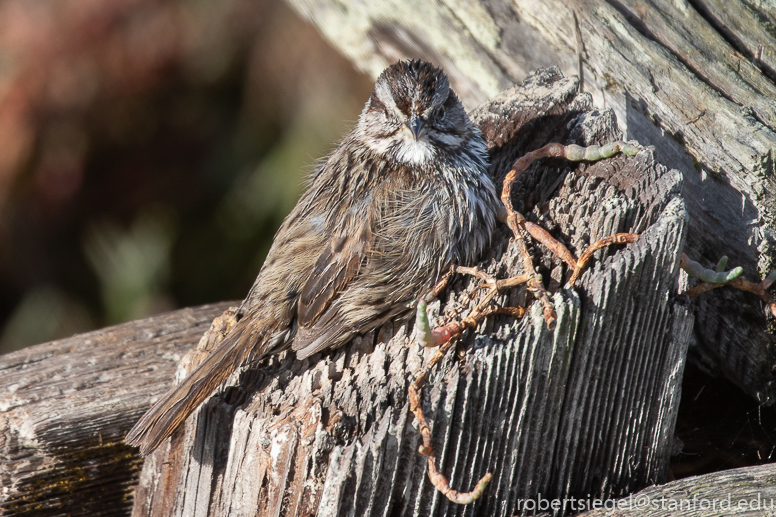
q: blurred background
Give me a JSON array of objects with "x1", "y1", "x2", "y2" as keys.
[{"x1": 0, "y1": 0, "x2": 373, "y2": 354}]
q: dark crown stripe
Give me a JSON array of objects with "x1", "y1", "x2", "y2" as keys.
[{"x1": 377, "y1": 60, "x2": 446, "y2": 115}]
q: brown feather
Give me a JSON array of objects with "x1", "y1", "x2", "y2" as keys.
[
  {"x1": 298, "y1": 233, "x2": 366, "y2": 328},
  {"x1": 125, "y1": 317, "x2": 265, "y2": 456}
]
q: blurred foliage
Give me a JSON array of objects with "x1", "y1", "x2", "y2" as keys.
[
  {"x1": 0, "y1": 0, "x2": 372, "y2": 353},
  {"x1": 84, "y1": 208, "x2": 176, "y2": 324},
  {"x1": 0, "y1": 287, "x2": 94, "y2": 351}
]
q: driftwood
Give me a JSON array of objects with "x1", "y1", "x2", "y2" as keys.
[
  {"x1": 0, "y1": 68, "x2": 690, "y2": 516},
  {"x1": 0, "y1": 303, "x2": 232, "y2": 516},
  {"x1": 580, "y1": 463, "x2": 776, "y2": 516},
  {"x1": 284, "y1": 0, "x2": 776, "y2": 407}
]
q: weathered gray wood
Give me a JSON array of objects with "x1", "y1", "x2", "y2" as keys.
[
  {"x1": 284, "y1": 0, "x2": 776, "y2": 404},
  {"x1": 130, "y1": 68, "x2": 692, "y2": 517},
  {"x1": 694, "y1": 0, "x2": 776, "y2": 77},
  {"x1": 0, "y1": 303, "x2": 232, "y2": 517},
  {"x1": 579, "y1": 463, "x2": 776, "y2": 516}
]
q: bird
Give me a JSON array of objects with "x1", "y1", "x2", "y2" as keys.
[{"x1": 126, "y1": 60, "x2": 501, "y2": 456}]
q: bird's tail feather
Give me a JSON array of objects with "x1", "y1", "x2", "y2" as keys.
[{"x1": 126, "y1": 321, "x2": 260, "y2": 456}]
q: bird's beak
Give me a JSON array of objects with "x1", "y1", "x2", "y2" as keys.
[{"x1": 405, "y1": 115, "x2": 423, "y2": 141}]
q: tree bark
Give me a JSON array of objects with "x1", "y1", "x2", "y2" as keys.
[{"x1": 284, "y1": 0, "x2": 776, "y2": 405}]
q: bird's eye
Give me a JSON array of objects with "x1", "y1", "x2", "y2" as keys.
[{"x1": 380, "y1": 106, "x2": 397, "y2": 123}]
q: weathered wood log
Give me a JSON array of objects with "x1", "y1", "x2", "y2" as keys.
[
  {"x1": 284, "y1": 0, "x2": 776, "y2": 404},
  {"x1": 579, "y1": 463, "x2": 776, "y2": 516},
  {"x1": 123, "y1": 68, "x2": 691, "y2": 516},
  {"x1": 0, "y1": 303, "x2": 232, "y2": 517}
]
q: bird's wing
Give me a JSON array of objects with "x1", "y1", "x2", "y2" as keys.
[
  {"x1": 291, "y1": 225, "x2": 373, "y2": 360},
  {"x1": 296, "y1": 228, "x2": 368, "y2": 330},
  {"x1": 292, "y1": 173, "x2": 433, "y2": 360}
]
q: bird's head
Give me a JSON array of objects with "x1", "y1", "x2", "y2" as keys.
[{"x1": 358, "y1": 60, "x2": 472, "y2": 166}]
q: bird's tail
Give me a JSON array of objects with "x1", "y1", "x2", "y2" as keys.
[{"x1": 126, "y1": 320, "x2": 261, "y2": 456}]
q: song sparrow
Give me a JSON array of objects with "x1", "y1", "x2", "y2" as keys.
[{"x1": 126, "y1": 60, "x2": 501, "y2": 456}]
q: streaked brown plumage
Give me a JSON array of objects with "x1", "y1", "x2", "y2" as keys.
[{"x1": 126, "y1": 60, "x2": 500, "y2": 456}]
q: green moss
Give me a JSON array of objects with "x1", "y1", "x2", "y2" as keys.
[{"x1": 4, "y1": 442, "x2": 143, "y2": 515}]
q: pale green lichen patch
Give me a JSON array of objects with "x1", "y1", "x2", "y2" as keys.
[
  {"x1": 286, "y1": 0, "x2": 504, "y2": 101},
  {"x1": 439, "y1": 0, "x2": 501, "y2": 51}
]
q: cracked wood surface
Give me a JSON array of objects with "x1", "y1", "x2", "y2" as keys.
[
  {"x1": 284, "y1": 0, "x2": 776, "y2": 407},
  {"x1": 126, "y1": 68, "x2": 692, "y2": 517},
  {"x1": 0, "y1": 303, "x2": 233, "y2": 517}
]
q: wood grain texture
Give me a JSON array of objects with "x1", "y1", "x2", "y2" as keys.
[
  {"x1": 0, "y1": 303, "x2": 232, "y2": 517},
  {"x1": 580, "y1": 463, "x2": 776, "y2": 516},
  {"x1": 130, "y1": 68, "x2": 692, "y2": 517},
  {"x1": 284, "y1": 0, "x2": 776, "y2": 404}
]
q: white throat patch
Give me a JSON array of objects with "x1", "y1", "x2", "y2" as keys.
[
  {"x1": 394, "y1": 140, "x2": 434, "y2": 165},
  {"x1": 364, "y1": 134, "x2": 434, "y2": 166}
]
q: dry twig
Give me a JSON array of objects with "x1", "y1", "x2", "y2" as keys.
[
  {"x1": 410, "y1": 265, "x2": 527, "y2": 503},
  {"x1": 500, "y1": 142, "x2": 641, "y2": 328}
]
